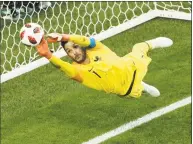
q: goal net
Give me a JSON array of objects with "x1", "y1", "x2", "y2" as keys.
[{"x1": 0, "y1": 2, "x2": 191, "y2": 83}]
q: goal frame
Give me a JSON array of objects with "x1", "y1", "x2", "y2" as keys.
[{"x1": 1, "y1": 7, "x2": 191, "y2": 83}]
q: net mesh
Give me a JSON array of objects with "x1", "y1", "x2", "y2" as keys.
[
  {"x1": 156, "y1": 1, "x2": 191, "y2": 13},
  {"x1": 0, "y1": 2, "x2": 191, "y2": 75}
]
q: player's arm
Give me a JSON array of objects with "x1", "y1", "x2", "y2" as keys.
[
  {"x1": 47, "y1": 33, "x2": 104, "y2": 49},
  {"x1": 36, "y1": 39, "x2": 82, "y2": 82}
]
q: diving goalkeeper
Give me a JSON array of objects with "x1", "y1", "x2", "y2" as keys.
[{"x1": 36, "y1": 33, "x2": 173, "y2": 98}]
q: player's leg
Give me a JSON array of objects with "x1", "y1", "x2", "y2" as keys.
[
  {"x1": 142, "y1": 81, "x2": 160, "y2": 97},
  {"x1": 131, "y1": 37, "x2": 173, "y2": 58},
  {"x1": 131, "y1": 42, "x2": 152, "y2": 66},
  {"x1": 124, "y1": 37, "x2": 172, "y2": 98},
  {"x1": 124, "y1": 43, "x2": 151, "y2": 98},
  {"x1": 132, "y1": 42, "x2": 150, "y2": 56}
]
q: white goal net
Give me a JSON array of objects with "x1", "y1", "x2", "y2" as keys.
[{"x1": 0, "y1": 1, "x2": 191, "y2": 83}]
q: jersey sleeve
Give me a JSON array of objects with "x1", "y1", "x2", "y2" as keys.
[
  {"x1": 49, "y1": 55, "x2": 82, "y2": 81},
  {"x1": 69, "y1": 35, "x2": 106, "y2": 49}
]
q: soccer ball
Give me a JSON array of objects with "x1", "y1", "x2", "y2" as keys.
[{"x1": 20, "y1": 23, "x2": 44, "y2": 46}]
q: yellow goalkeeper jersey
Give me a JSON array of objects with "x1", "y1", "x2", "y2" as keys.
[{"x1": 49, "y1": 35, "x2": 137, "y2": 96}]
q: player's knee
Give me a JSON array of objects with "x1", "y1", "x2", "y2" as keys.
[{"x1": 132, "y1": 43, "x2": 143, "y2": 51}]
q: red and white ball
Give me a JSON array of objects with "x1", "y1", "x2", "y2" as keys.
[{"x1": 20, "y1": 23, "x2": 44, "y2": 46}]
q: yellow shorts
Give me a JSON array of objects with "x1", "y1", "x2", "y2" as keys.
[{"x1": 123, "y1": 42, "x2": 152, "y2": 98}]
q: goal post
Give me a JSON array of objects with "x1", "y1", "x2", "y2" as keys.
[{"x1": 0, "y1": 2, "x2": 191, "y2": 83}]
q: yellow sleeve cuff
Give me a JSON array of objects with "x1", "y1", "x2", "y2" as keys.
[{"x1": 69, "y1": 35, "x2": 90, "y2": 47}]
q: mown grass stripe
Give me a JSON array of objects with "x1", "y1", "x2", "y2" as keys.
[{"x1": 83, "y1": 96, "x2": 191, "y2": 144}]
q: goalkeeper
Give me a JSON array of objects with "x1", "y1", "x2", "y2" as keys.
[{"x1": 36, "y1": 33, "x2": 173, "y2": 98}]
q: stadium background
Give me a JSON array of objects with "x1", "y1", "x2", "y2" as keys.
[{"x1": 1, "y1": 2, "x2": 191, "y2": 144}]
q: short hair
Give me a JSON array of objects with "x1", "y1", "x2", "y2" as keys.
[{"x1": 61, "y1": 41, "x2": 68, "y2": 50}]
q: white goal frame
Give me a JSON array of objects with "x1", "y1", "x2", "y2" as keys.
[{"x1": 1, "y1": 2, "x2": 191, "y2": 83}]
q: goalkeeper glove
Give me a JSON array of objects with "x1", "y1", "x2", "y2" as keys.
[
  {"x1": 36, "y1": 38, "x2": 52, "y2": 59},
  {"x1": 47, "y1": 33, "x2": 63, "y2": 43}
]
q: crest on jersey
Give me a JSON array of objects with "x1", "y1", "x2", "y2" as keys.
[{"x1": 94, "y1": 56, "x2": 101, "y2": 62}]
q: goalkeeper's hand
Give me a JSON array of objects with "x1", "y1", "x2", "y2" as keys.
[
  {"x1": 47, "y1": 33, "x2": 70, "y2": 43},
  {"x1": 36, "y1": 38, "x2": 52, "y2": 59}
]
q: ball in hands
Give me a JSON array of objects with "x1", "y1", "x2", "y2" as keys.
[{"x1": 20, "y1": 23, "x2": 44, "y2": 46}]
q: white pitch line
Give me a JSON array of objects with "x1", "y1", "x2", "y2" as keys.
[{"x1": 82, "y1": 96, "x2": 191, "y2": 144}]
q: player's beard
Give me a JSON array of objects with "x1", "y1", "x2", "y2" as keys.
[{"x1": 74, "y1": 48, "x2": 86, "y2": 64}]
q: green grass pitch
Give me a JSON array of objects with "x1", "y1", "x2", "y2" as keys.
[
  {"x1": 1, "y1": 2, "x2": 191, "y2": 144},
  {"x1": 1, "y1": 17, "x2": 191, "y2": 144}
]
